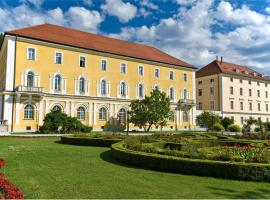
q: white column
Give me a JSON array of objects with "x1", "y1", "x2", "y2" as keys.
[
  {"x1": 38, "y1": 100, "x2": 43, "y2": 126},
  {"x1": 3, "y1": 95, "x2": 14, "y2": 126},
  {"x1": 176, "y1": 110, "x2": 179, "y2": 127},
  {"x1": 88, "y1": 102, "x2": 92, "y2": 126},
  {"x1": 109, "y1": 103, "x2": 113, "y2": 124},
  {"x1": 65, "y1": 101, "x2": 69, "y2": 115},
  {"x1": 5, "y1": 36, "x2": 16, "y2": 91},
  {"x1": 15, "y1": 94, "x2": 21, "y2": 125},
  {"x1": 93, "y1": 102, "x2": 97, "y2": 125},
  {"x1": 192, "y1": 107, "x2": 196, "y2": 125},
  {"x1": 45, "y1": 100, "x2": 49, "y2": 114},
  {"x1": 71, "y1": 101, "x2": 75, "y2": 117}
]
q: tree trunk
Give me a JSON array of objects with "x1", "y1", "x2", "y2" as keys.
[{"x1": 146, "y1": 124, "x2": 153, "y2": 132}]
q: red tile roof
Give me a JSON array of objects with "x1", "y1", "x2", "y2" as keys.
[
  {"x1": 196, "y1": 60, "x2": 270, "y2": 81},
  {"x1": 6, "y1": 23, "x2": 195, "y2": 69}
]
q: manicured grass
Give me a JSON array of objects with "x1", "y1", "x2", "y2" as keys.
[{"x1": 0, "y1": 138, "x2": 270, "y2": 199}]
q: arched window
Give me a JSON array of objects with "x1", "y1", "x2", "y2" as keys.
[
  {"x1": 79, "y1": 77, "x2": 85, "y2": 93},
  {"x1": 138, "y1": 84, "x2": 144, "y2": 98},
  {"x1": 27, "y1": 71, "x2": 34, "y2": 87},
  {"x1": 101, "y1": 80, "x2": 107, "y2": 95},
  {"x1": 55, "y1": 74, "x2": 62, "y2": 91},
  {"x1": 118, "y1": 108, "x2": 126, "y2": 125},
  {"x1": 52, "y1": 105, "x2": 62, "y2": 112},
  {"x1": 169, "y1": 111, "x2": 175, "y2": 122},
  {"x1": 169, "y1": 87, "x2": 174, "y2": 100},
  {"x1": 183, "y1": 89, "x2": 188, "y2": 99},
  {"x1": 120, "y1": 82, "x2": 126, "y2": 97},
  {"x1": 183, "y1": 111, "x2": 189, "y2": 122},
  {"x1": 99, "y1": 107, "x2": 107, "y2": 120},
  {"x1": 77, "y1": 106, "x2": 85, "y2": 120},
  {"x1": 24, "y1": 104, "x2": 34, "y2": 119},
  {"x1": 154, "y1": 85, "x2": 160, "y2": 91}
]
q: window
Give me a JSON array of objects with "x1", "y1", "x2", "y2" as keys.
[
  {"x1": 210, "y1": 101, "x2": 215, "y2": 110},
  {"x1": 240, "y1": 102, "x2": 243, "y2": 111},
  {"x1": 198, "y1": 89, "x2": 202, "y2": 96},
  {"x1": 138, "y1": 66, "x2": 144, "y2": 76},
  {"x1": 183, "y1": 73, "x2": 188, "y2": 82},
  {"x1": 266, "y1": 104, "x2": 269, "y2": 112},
  {"x1": 99, "y1": 107, "x2": 107, "y2": 120},
  {"x1": 241, "y1": 117, "x2": 244, "y2": 125},
  {"x1": 210, "y1": 87, "x2": 214, "y2": 95},
  {"x1": 79, "y1": 77, "x2": 85, "y2": 93},
  {"x1": 258, "y1": 103, "x2": 261, "y2": 111},
  {"x1": 183, "y1": 89, "x2": 188, "y2": 99},
  {"x1": 120, "y1": 63, "x2": 126, "y2": 74},
  {"x1": 120, "y1": 82, "x2": 126, "y2": 97},
  {"x1": 27, "y1": 47, "x2": 36, "y2": 60},
  {"x1": 118, "y1": 108, "x2": 126, "y2": 125},
  {"x1": 27, "y1": 71, "x2": 34, "y2": 87},
  {"x1": 138, "y1": 84, "x2": 144, "y2": 98},
  {"x1": 230, "y1": 77, "x2": 233, "y2": 82},
  {"x1": 183, "y1": 111, "x2": 188, "y2": 122},
  {"x1": 169, "y1": 87, "x2": 174, "y2": 101},
  {"x1": 101, "y1": 80, "x2": 107, "y2": 96},
  {"x1": 101, "y1": 60, "x2": 107, "y2": 71},
  {"x1": 257, "y1": 82, "x2": 260, "y2": 86},
  {"x1": 154, "y1": 68, "x2": 159, "y2": 78},
  {"x1": 230, "y1": 101, "x2": 234, "y2": 110},
  {"x1": 154, "y1": 85, "x2": 160, "y2": 91},
  {"x1": 210, "y1": 79, "x2": 214, "y2": 83},
  {"x1": 169, "y1": 71, "x2": 174, "y2": 80},
  {"x1": 249, "y1": 102, "x2": 252, "y2": 111},
  {"x1": 198, "y1": 102, "x2": 202, "y2": 110},
  {"x1": 249, "y1": 80, "x2": 251, "y2": 85},
  {"x1": 54, "y1": 75, "x2": 61, "y2": 91},
  {"x1": 169, "y1": 111, "x2": 175, "y2": 122},
  {"x1": 198, "y1": 80, "x2": 202, "y2": 85},
  {"x1": 55, "y1": 52, "x2": 62, "y2": 64},
  {"x1": 230, "y1": 86, "x2": 233, "y2": 95},
  {"x1": 77, "y1": 107, "x2": 85, "y2": 120},
  {"x1": 240, "y1": 88, "x2": 243, "y2": 96},
  {"x1": 266, "y1": 91, "x2": 268, "y2": 98},
  {"x1": 266, "y1": 83, "x2": 268, "y2": 87},
  {"x1": 257, "y1": 90, "x2": 260, "y2": 98},
  {"x1": 79, "y1": 56, "x2": 86, "y2": 67},
  {"x1": 52, "y1": 105, "x2": 62, "y2": 112},
  {"x1": 24, "y1": 104, "x2": 34, "y2": 119},
  {"x1": 240, "y1": 79, "x2": 243, "y2": 83},
  {"x1": 249, "y1": 89, "x2": 252, "y2": 97}
]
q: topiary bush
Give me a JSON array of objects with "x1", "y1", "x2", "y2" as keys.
[
  {"x1": 227, "y1": 124, "x2": 241, "y2": 132},
  {"x1": 213, "y1": 123, "x2": 225, "y2": 132}
]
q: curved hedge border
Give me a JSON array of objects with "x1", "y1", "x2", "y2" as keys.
[
  {"x1": 111, "y1": 142, "x2": 270, "y2": 182},
  {"x1": 0, "y1": 158, "x2": 24, "y2": 199},
  {"x1": 60, "y1": 136, "x2": 122, "y2": 147}
]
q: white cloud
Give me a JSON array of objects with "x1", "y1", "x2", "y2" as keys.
[
  {"x1": 140, "y1": 0, "x2": 159, "y2": 10},
  {"x1": 101, "y1": 0, "x2": 137, "y2": 23},
  {"x1": 266, "y1": 7, "x2": 270, "y2": 14},
  {"x1": 20, "y1": 0, "x2": 44, "y2": 8},
  {"x1": 83, "y1": 0, "x2": 93, "y2": 6},
  {"x1": 175, "y1": 0, "x2": 196, "y2": 5}
]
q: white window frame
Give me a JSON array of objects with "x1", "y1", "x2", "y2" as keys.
[
  {"x1": 27, "y1": 47, "x2": 36, "y2": 60},
  {"x1": 169, "y1": 70, "x2": 174, "y2": 80},
  {"x1": 183, "y1": 73, "x2": 188, "y2": 82},
  {"x1": 154, "y1": 68, "x2": 159, "y2": 78},
  {"x1": 138, "y1": 83, "x2": 144, "y2": 99},
  {"x1": 79, "y1": 55, "x2": 86, "y2": 68},
  {"x1": 55, "y1": 51, "x2": 63, "y2": 64},
  {"x1": 138, "y1": 65, "x2": 144, "y2": 76},
  {"x1": 101, "y1": 59, "x2": 108, "y2": 71},
  {"x1": 77, "y1": 106, "x2": 86, "y2": 120},
  {"x1": 120, "y1": 62, "x2": 127, "y2": 74}
]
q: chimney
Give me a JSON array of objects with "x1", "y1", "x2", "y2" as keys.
[
  {"x1": 216, "y1": 56, "x2": 218, "y2": 61},
  {"x1": 221, "y1": 56, "x2": 223, "y2": 63}
]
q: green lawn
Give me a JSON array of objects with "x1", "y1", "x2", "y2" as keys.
[{"x1": 0, "y1": 138, "x2": 270, "y2": 199}]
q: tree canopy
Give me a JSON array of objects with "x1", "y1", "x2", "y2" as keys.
[
  {"x1": 129, "y1": 89, "x2": 170, "y2": 132},
  {"x1": 196, "y1": 111, "x2": 220, "y2": 131}
]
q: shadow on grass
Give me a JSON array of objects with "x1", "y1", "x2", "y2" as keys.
[{"x1": 208, "y1": 186, "x2": 270, "y2": 199}]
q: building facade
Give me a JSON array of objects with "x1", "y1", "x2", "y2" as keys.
[
  {"x1": 0, "y1": 24, "x2": 196, "y2": 132},
  {"x1": 196, "y1": 58, "x2": 270, "y2": 126}
]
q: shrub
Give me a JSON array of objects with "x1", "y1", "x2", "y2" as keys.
[
  {"x1": 213, "y1": 123, "x2": 225, "y2": 132},
  {"x1": 227, "y1": 124, "x2": 241, "y2": 132},
  {"x1": 220, "y1": 117, "x2": 234, "y2": 131},
  {"x1": 60, "y1": 136, "x2": 121, "y2": 147},
  {"x1": 39, "y1": 110, "x2": 92, "y2": 134}
]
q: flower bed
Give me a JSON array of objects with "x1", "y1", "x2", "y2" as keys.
[{"x1": 0, "y1": 158, "x2": 24, "y2": 199}]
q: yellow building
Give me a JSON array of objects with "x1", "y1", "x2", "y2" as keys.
[
  {"x1": 196, "y1": 57, "x2": 270, "y2": 126},
  {"x1": 0, "y1": 24, "x2": 196, "y2": 132}
]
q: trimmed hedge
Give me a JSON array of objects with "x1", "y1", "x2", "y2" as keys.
[
  {"x1": 61, "y1": 136, "x2": 122, "y2": 147},
  {"x1": 111, "y1": 142, "x2": 270, "y2": 182}
]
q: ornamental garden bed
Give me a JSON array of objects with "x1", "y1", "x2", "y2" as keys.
[{"x1": 111, "y1": 136, "x2": 270, "y2": 182}]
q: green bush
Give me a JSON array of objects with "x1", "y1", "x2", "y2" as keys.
[
  {"x1": 39, "y1": 110, "x2": 92, "y2": 134},
  {"x1": 60, "y1": 136, "x2": 121, "y2": 147},
  {"x1": 111, "y1": 142, "x2": 270, "y2": 182},
  {"x1": 213, "y1": 123, "x2": 225, "y2": 132},
  {"x1": 227, "y1": 124, "x2": 241, "y2": 132}
]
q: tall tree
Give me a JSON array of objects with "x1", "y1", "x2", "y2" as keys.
[
  {"x1": 220, "y1": 117, "x2": 234, "y2": 131},
  {"x1": 196, "y1": 111, "x2": 220, "y2": 131},
  {"x1": 129, "y1": 89, "x2": 170, "y2": 132}
]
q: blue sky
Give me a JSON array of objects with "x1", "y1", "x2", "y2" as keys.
[{"x1": 1, "y1": 0, "x2": 270, "y2": 74}]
